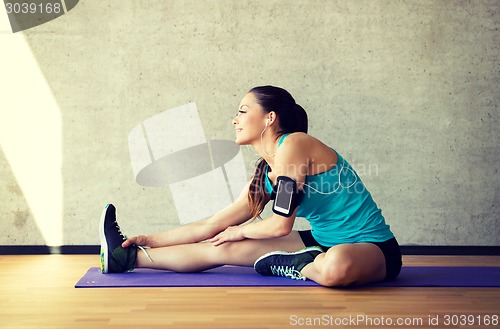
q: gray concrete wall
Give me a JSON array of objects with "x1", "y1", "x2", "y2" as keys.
[{"x1": 1, "y1": 0, "x2": 498, "y2": 246}]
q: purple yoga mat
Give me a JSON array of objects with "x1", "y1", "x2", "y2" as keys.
[{"x1": 75, "y1": 266, "x2": 500, "y2": 288}]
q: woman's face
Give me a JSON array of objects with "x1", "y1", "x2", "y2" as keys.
[{"x1": 233, "y1": 92, "x2": 268, "y2": 145}]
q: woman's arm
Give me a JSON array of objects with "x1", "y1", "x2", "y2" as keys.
[
  {"x1": 122, "y1": 181, "x2": 254, "y2": 248},
  {"x1": 210, "y1": 133, "x2": 311, "y2": 246},
  {"x1": 209, "y1": 210, "x2": 296, "y2": 246}
]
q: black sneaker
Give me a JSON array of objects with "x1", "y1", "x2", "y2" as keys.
[
  {"x1": 99, "y1": 204, "x2": 137, "y2": 273},
  {"x1": 254, "y1": 246, "x2": 323, "y2": 280}
]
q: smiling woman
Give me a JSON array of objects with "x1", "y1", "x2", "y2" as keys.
[
  {"x1": 99, "y1": 85, "x2": 401, "y2": 287},
  {"x1": 233, "y1": 87, "x2": 309, "y2": 219}
]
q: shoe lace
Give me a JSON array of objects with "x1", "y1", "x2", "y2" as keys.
[
  {"x1": 114, "y1": 221, "x2": 153, "y2": 263},
  {"x1": 114, "y1": 221, "x2": 126, "y2": 239},
  {"x1": 270, "y1": 265, "x2": 306, "y2": 281}
]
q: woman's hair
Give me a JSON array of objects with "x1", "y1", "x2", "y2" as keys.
[{"x1": 247, "y1": 85, "x2": 308, "y2": 218}]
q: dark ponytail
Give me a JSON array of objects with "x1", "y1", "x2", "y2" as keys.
[
  {"x1": 248, "y1": 158, "x2": 269, "y2": 218},
  {"x1": 247, "y1": 86, "x2": 308, "y2": 218},
  {"x1": 294, "y1": 104, "x2": 308, "y2": 134}
]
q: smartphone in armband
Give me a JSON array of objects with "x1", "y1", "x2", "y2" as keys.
[{"x1": 272, "y1": 176, "x2": 302, "y2": 217}]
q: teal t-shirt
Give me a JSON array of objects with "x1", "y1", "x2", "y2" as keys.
[{"x1": 264, "y1": 134, "x2": 394, "y2": 247}]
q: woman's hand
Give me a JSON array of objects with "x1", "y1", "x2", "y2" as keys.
[
  {"x1": 209, "y1": 226, "x2": 245, "y2": 246},
  {"x1": 122, "y1": 235, "x2": 149, "y2": 248}
]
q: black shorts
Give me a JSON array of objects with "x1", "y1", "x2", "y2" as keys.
[{"x1": 298, "y1": 230, "x2": 402, "y2": 281}]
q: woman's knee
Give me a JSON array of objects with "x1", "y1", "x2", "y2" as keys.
[
  {"x1": 207, "y1": 241, "x2": 234, "y2": 260},
  {"x1": 318, "y1": 247, "x2": 355, "y2": 287},
  {"x1": 315, "y1": 243, "x2": 386, "y2": 287},
  {"x1": 206, "y1": 241, "x2": 253, "y2": 264}
]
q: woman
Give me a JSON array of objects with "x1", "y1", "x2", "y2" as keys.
[{"x1": 100, "y1": 85, "x2": 402, "y2": 286}]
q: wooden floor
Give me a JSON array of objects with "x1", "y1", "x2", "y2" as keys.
[{"x1": 0, "y1": 255, "x2": 499, "y2": 329}]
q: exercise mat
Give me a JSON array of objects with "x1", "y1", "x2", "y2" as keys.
[{"x1": 75, "y1": 266, "x2": 500, "y2": 288}]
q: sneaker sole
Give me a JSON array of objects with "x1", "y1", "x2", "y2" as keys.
[
  {"x1": 99, "y1": 204, "x2": 110, "y2": 273},
  {"x1": 253, "y1": 246, "x2": 324, "y2": 268}
]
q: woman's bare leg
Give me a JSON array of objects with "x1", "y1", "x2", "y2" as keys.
[
  {"x1": 300, "y1": 243, "x2": 386, "y2": 286},
  {"x1": 136, "y1": 231, "x2": 306, "y2": 272}
]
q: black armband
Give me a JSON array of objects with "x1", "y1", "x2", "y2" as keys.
[{"x1": 271, "y1": 176, "x2": 303, "y2": 217}]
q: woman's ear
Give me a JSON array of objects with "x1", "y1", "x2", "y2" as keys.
[{"x1": 267, "y1": 111, "x2": 277, "y2": 126}]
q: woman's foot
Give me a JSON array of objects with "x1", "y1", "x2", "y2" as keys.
[
  {"x1": 253, "y1": 246, "x2": 323, "y2": 280},
  {"x1": 99, "y1": 204, "x2": 137, "y2": 273}
]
